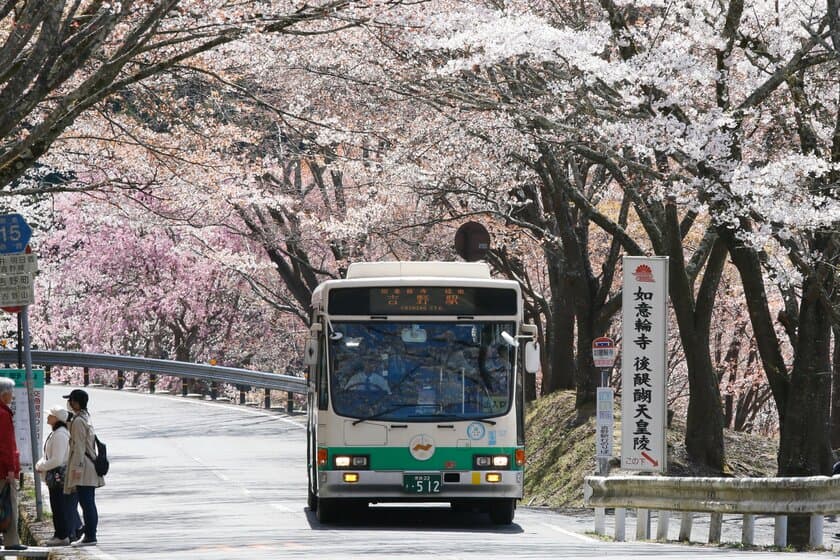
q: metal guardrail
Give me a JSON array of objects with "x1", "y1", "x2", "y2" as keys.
[
  {"x1": 584, "y1": 475, "x2": 840, "y2": 514},
  {"x1": 0, "y1": 350, "x2": 307, "y2": 393},
  {"x1": 584, "y1": 475, "x2": 840, "y2": 547}
]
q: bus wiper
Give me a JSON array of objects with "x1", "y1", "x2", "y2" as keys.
[
  {"x1": 416, "y1": 412, "x2": 497, "y2": 426},
  {"x1": 352, "y1": 404, "x2": 415, "y2": 426}
]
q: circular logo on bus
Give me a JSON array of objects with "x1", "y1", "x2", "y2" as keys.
[
  {"x1": 467, "y1": 422, "x2": 486, "y2": 440},
  {"x1": 409, "y1": 434, "x2": 435, "y2": 461}
]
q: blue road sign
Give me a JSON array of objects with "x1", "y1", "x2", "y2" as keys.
[{"x1": 0, "y1": 214, "x2": 32, "y2": 254}]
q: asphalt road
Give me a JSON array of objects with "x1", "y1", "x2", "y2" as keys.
[{"x1": 38, "y1": 386, "x2": 836, "y2": 559}]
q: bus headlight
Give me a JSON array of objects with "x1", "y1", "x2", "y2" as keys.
[
  {"x1": 334, "y1": 455, "x2": 369, "y2": 469},
  {"x1": 474, "y1": 455, "x2": 510, "y2": 469},
  {"x1": 492, "y1": 456, "x2": 509, "y2": 468},
  {"x1": 474, "y1": 455, "x2": 492, "y2": 468}
]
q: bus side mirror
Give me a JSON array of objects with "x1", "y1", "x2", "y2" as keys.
[
  {"x1": 524, "y1": 341, "x2": 540, "y2": 374},
  {"x1": 303, "y1": 337, "x2": 319, "y2": 366}
]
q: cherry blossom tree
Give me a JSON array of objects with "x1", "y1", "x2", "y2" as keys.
[
  {"x1": 0, "y1": 0, "x2": 393, "y2": 195},
  {"x1": 31, "y1": 191, "x2": 294, "y2": 389}
]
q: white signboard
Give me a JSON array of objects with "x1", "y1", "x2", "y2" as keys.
[
  {"x1": 621, "y1": 256, "x2": 668, "y2": 473},
  {"x1": 2, "y1": 369, "x2": 44, "y2": 466},
  {"x1": 0, "y1": 274, "x2": 34, "y2": 306},
  {"x1": 596, "y1": 387, "x2": 614, "y2": 458},
  {"x1": 0, "y1": 253, "x2": 38, "y2": 276}
]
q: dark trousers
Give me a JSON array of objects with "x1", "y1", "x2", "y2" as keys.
[
  {"x1": 48, "y1": 485, "x2": 71, "y2": 539},
  {"x1": 67, "y1": 491, "x2": 82, "y2": 538},
  {"x1": 76, "y1": 486, "x2": 98, "y2": 541}
]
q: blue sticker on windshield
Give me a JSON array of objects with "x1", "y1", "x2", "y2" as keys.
[
  {"x1": 488, "y1": 430, "x2": 496, "y2": 445},
  {"x1": 467, "y1": 422, "x2": 486, "y2": 440}
]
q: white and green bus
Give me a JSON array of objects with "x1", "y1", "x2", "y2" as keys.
[{"x1": 304, "y1": 262, "x2": 539, "y2": 524}]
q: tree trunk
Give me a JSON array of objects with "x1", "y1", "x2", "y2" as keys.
[
  {"x1": 831, "y1": 327, "x2": 840, "y2": 449},
  {"x1": 543, "y1": 255, "x2": 575, "y2": 394},
  {"x1": 778, "y1": 274, "x2": 834, "y2": 547},
  {"x1": 682, "y1": 342, "x2": 726, "y2": 470},
  {"x1": 665, "y1": 205, "x2": 726, "y2": 472},
  {"x1": 716, "y1": 223, "x2": 790, "y2": 420}
]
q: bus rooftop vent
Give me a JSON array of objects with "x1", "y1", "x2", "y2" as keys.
[{"x1": 345, "y1": 261, "x2": 491, "y2": 279}]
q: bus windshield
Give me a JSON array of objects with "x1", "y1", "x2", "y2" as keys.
[{"x1": 328, "y1": 322, "x2": 516, "y2": 422}]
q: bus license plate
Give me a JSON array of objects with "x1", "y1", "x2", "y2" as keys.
[{"x1": 403, "y1": 474, "x2": 441, "y2": 494}]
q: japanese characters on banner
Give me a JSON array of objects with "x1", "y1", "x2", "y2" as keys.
[
  {"x1": 1, "y1": 368, "x2": 44, "y2": 466},
  {"x1": 621, "y1": 256, "x2": 668, "y2": 473}
]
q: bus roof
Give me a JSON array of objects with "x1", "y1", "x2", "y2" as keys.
[{"x1": 345, "y1": 261, "x2": 491, "y2": 279}]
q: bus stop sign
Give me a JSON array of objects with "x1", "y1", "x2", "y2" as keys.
[{"x1": 592, "y1": 337, "x2": 616, "y2": 369}]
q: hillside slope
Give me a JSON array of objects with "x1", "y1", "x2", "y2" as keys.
[{"x1": 523, "y1": 390, "x2": 779, "y2": 508}]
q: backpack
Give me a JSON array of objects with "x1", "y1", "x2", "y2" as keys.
[{"x1": 86, "y1": 436, "x2": 109, "y2": 477}]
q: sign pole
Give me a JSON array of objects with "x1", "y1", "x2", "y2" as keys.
[
  {"x1": 0, "y1": 214, "x2": 41, "y2": 518},
  {"x1": 592, "y1": 336, "x2": 616, "y2": 537},
  {"x1": 21, "y1": 307, "x2": 42, "y2": 519},
  {"x1": 592, "y1": 336, "x2": 616, "y2": 477}
]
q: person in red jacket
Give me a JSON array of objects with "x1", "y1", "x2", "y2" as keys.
[{"x1": 0, "y1": 377, "x2": 26, "y2": 551}]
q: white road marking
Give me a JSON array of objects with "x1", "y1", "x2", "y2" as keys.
[
  {"x1": 541, "y1": 522, "x2": 601, "y2": 543},
  {"x1": 190, "y1": 455, "x2": 229, "y2": 481}
]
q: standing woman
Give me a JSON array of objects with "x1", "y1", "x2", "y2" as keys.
[
  {"x1": 35, "y1": 406, "x2": 72, "y2": 546},
  {"x1": 0, "y1": 378, "x2": 26, "y2": 551},
  {"x1": 63, "y1": 389, "x2": 103, "y2": 547}
]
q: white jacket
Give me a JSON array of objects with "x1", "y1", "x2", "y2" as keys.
[{"x1": 35, "y1": 425, "x2": 70, "y2": 472}]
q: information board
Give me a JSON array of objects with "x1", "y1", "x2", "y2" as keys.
[{"x1": 1, "y1": 368, "x2": 44, "y2": 466}]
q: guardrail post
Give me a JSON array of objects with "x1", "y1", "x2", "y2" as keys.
[
  {"x1": 594, "y1": 508, "x2": 606, "y2": 535},
  {"x1": 83, "y1": 366, "x2": 90, "y2": 386},
  {"x1": 774, "y1": 515, "x2": 787, "y2": 547},
  {"x1": 708, "y1": 512, "x2": 722, "y2": 544},
  {"x1": 614, "y1": 508, "x2": 625, "y2": 541},
  {"x1": 636, "y1": 509, "x2": 650, "y2": 540},
  {"x1": 678, "y1": 512, "x2": 692, "y2": 542},
  {"x1": 742, "y1": 513, "x2": 755, "y2": 546},
  {"x1": 287, "y1": 392, "x2": 294, "y2": 414},
  {"x1": 809, "y1": 514, "x2": 823, "y2": 548},
  {"x1": 264, "y1": 388, "x2": 271, "y2": 409},
  {"x1": 182, "y1": 378, "x2": 188, "y2": 397},
  {"x1": 656, "y1": 510, "x2": 670, "y2": 541},
  {"x1": 45, "y1": 365, "x2": 51, "y2": 384},
  {"x1": 210, "y1": 382, "x2": 218, "y2": 400},
  {"x1": 149, "y1": 373, "x2": 156, "y2": 394},
  {"x1": 239, "y1": 387, "x2": 246, "y2": 405},
  {"x1": 117, "y1": 369, "x2": 125, "y2": 389}
]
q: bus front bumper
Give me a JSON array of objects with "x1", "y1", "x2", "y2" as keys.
[{"x1": 317, "y1": 470, "x2": 523, "y2": 500}]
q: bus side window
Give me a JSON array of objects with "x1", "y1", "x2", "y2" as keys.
[{"x1": 317, "y1": 335, "x2": 329, "y2": 410}]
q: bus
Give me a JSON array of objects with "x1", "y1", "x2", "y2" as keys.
[{"x1": 304, "y1": 261, "x2": 539, "y2": 524}]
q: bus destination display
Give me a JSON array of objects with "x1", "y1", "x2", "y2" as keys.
[{"x1": 328, "y1": 286, "x2": 517, "y2": 316}]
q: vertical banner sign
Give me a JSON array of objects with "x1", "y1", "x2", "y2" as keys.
[
  {"x1": 596, "y1": 387, "x2": 614, "y2": 458},
  {"x1": 621, "y1": 256, "x2": 668, "y2": 473},
  {"x1": 1, "y1": 368, "x2": 44, "y2": 466}
]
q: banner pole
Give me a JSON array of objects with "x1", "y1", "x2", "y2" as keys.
[{"x1": 21, "y1": 307, "x2": 43, "y2": 520}]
